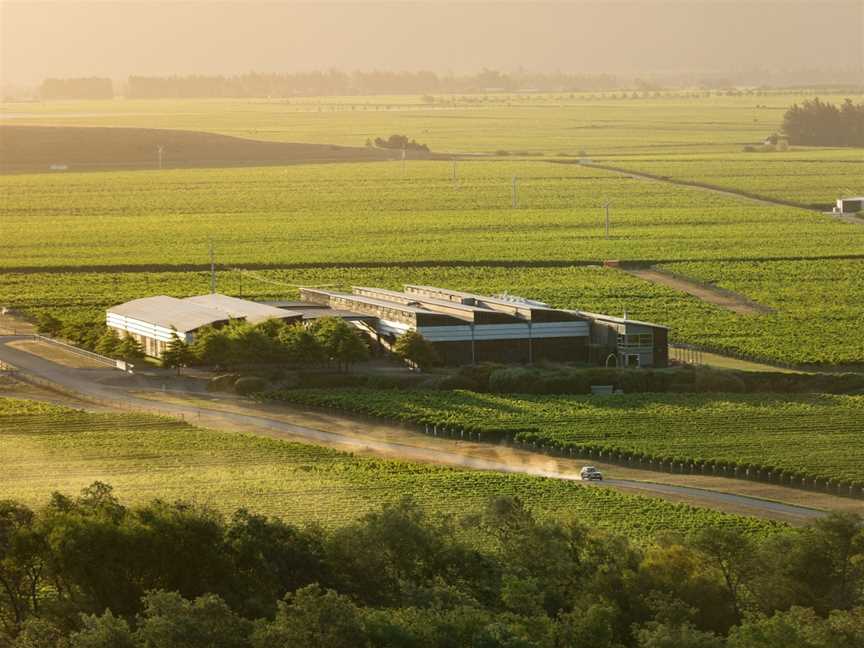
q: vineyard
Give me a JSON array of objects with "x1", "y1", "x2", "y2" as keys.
[
  {"x1": 2, "y1": 91, "x2": 863, "y2": 369},
  {"x1": 1, "y1": 92, "x2": 857, "y2": 155},
  {"x1": 262, "y1": 388, "x2": 864, "y2": 486},
  {"x1": 0, "y1": 397, "x2": 781, "y2": 539},
  {"x1": 2, "y1": 160, "x2": 862, "y2": 270},
  {"x1": 1, "y1": 257, "x2": 861, "y2": 366},
  {"x1": 604, "y1": 151, "x2": 864, "y2": 209}
]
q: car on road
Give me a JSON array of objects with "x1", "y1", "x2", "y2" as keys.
[{"x1": 580, "y1": 466, "x2": 603, "y2": 481}]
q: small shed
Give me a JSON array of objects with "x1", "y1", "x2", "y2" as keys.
[{"x1": 834, "y1": 197, "x2": 864, "y2": 214}]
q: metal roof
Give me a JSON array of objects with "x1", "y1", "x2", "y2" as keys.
[
  {"x1": 107, "y1": 296, "x2": 231, "y2": 333},
  {"x1": 575, "y1": 310, "x2": 669, "y2": 330},
  {"x1": 184, "y1": 294, "x2": 300, "y2": 324}
]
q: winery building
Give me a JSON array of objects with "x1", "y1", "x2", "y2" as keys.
[
  {"x1": 106, "y1": 294, "x2": 301, "y2": 358},
  {"x1": 298, "y1": 285, "x2": 669, "y2": 368}
]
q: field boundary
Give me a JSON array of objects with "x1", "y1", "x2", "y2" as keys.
[{"x1": 4, "y1": 254, "x2": 864, "y2": 275}]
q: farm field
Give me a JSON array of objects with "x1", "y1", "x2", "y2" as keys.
[
  {"x1": 2, "y1": 92, "x2": 858, "y2": 155},
  {"x1": 604, "y1": 151, "x2": 864, "y2": 209},
  {"x1": 264, "y1": 388, "x2": 864, "y2": 485},
  {"x1": 1, "y1": 94, "x2": 862, "y2": 368},
  {"x1": 4, "y1": 160, "x2": 862, "y2": 270},
  {"x1": 2, "y1": 259, "x2": 863, "y2": 365},
  {"x1": 0, "y1": 397, "x2": 779, "y2": 539}
]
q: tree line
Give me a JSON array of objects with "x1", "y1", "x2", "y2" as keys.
[
  {"x1": 123, "y1": 69, "x2": 620, "y2": 99},
  {"x1": 1, "y1": 484, "x2": 862, "y2": 647},
  {"x1": 782, "y1": 98, "x2": 864, "y2": 146},
  {"x1": 39, "y1": 78, "x2": 113, "y2": 100},
  {"x1": 37, "y1": 314, "x2": 372, "y2": 372}
]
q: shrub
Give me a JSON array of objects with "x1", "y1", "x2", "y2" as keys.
[{"x1": 235, "y1": 376, "x2": 269, "y2": 395}]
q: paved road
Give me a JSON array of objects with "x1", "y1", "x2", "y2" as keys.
[{"x1": 0, "y1": 335, "x2": 825, "y2": 523}]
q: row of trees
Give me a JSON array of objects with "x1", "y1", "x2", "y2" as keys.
[
  {"x1": 38, "y1": 312, "x2": 441, "y2": 373},
  {"x1": 782, "y1": 98, "x2": 864, "y2": 146},
  {"x1": 1, "y1": 484, "x2": 863, "y2": 647},
  {"x1": 124, "y1": 69, "x2": 621, "y2": 98},
  {"x1": 105, "y1": 318, "x2": 369, "y2": 372},
  {"x1": 39, "y1": 78, "x2": 113, "y2": 100}
]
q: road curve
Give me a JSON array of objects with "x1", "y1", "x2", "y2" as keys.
[{"x1": 0, "y1": 336, "x2": 825, "y2": 523}]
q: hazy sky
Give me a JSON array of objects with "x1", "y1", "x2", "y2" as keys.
[{"x1": 2, "y1": 1, "x2": 862, "y2": 84}]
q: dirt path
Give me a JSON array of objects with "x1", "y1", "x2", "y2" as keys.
[
  {"x1": 623, "y1": 266, "x2": 773, "y2": 315},
  {"x1": 2, "y1": 335, "x2": 854, "y2": 524},
  {"x1": 584, "y1": 161, "x2": 864, "y2": 226}
]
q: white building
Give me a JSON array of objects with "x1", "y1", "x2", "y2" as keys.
[
  {"x1": 106, "y1": 294, "x2": 300, "y2": 358},
  {"x1": 834, "y1": 197, "x2": 864, "y2": 214}
]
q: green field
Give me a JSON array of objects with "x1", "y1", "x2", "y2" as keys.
[
  {"x1": 263, "y1": 388, "x2": 864, "y2": 484},
  {"x1": 0, "y1": 397, "x2": 779, "y2": 538},
  {"x1": 1, "y1": 93, "x2": 862, "y2": 369},
  {"x1": 605, "y1": 151, "x2": 864, "y2": 209},
  {"x1": 2, "y1": 92, "x2": 858, "y2": 155}
]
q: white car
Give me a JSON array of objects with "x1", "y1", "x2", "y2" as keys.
[{"x1": 580, "y1": 466, "x2": 603, "y2": 481}]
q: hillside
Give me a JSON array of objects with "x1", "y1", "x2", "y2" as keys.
[{"x1": 0, "y1": 125, "x2": 404, "y2": 172}]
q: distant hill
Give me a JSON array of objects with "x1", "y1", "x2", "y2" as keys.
[{"x1": 0, "y1": 126, "x2": 411, "y2": 172}]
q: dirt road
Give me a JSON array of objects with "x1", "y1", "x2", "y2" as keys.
[{"x1": 0, "y1": 335, "x2": 837, "y2": 524}]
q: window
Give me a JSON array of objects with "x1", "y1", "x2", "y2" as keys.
[{"x1": 618, "y1": 333, "x2": 654, "y2": 347}]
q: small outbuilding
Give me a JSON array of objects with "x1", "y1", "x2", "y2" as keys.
[
  {"x1": 106, "y1": 294, "x2": 300, "y2": 358},
  {"x1": 834, "y1": 197, "x2": 864, "y2": 214}
]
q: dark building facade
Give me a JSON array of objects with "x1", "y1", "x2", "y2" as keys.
[{"x1": 299, "y1": 285, "x2": 669, "y2": 368}]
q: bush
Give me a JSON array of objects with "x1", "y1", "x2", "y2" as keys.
[
  {"x1": 207, "y1": 374, "x2": 239, "y2": 393},
  {"x1": 234, "y1": 376, "x2": 269, "y2": 395}
]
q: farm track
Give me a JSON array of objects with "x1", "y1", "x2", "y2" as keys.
[
  {"x1": 621, "y1": 266, "x2": 774, "y2": 315},
  {"x1": 577, "y1": 160, "x2": 864, "y2": 226},
  {"x1": 0, "y1": 335, "x2": 839, "y2": 525}
]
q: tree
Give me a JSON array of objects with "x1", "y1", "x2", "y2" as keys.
[
  {"x1": 309, "y1": 318, "x2": 369, "y2": 371},
  {"x1": 116, "y1": 336, "x2": 145, "y2": 362},
  {"x1": 35, "y1": 314, "x2": 62, "y2": 337},
  {"x1": 636, "y1": 621, "x2": 725, "y2": 648},
  {"x1": 94, "y1": 330, "x2": 120, "y2": 357},
  {"x1": 134, "y1": 591, "x2": 250, "y2": 648},
  {"x1": 161, "y1": 332, "x2": 193, "y2": 374},
  {"x1": 782, "y1": 98, "x2": 864, "y2": 147},
  {"x1": 251, "y1": 584, "x2": 364, "y2": 648},
  {"x1": 276, "y1": 324, "x2": 326, "y2": 365},
  {"x1": 392, "y1": 331, "x2": 439, "y2": 371},
  {"x1": 0, "y1": 501, "x2": 45, "y2": 638},
  {"x1": 190, "y1": 326, "x2": 231, "y2": 367},
  {"x1": 69, "y1": 611, "x2": 137, "y2": 648}
]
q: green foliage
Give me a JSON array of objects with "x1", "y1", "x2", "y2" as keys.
[
  {"x1": 276, "y1": 324, "x2": 326, "y2": 365},
  {"x1": 392, "y1": 331, "x2": 439, "y2": 371},
  {"x1": 234, "y1": 376, "x2": 268, "y2": 395},
  {"x1": 309, "y1": 317, "x2": 369, "y2": 371},
  {"x1": 93, "y1": 329, "x2": 120, "y2": 357},
  {"x1": 161, "y1": 332, "x2": 193, "y2": 373},
  {"x1": 115, "y1": 336, "x2": 144, "y2": 362},
  {"x1": 783, "y1": 98, "x2": 864, "y2": 147},
  {"x1": 251, "y1": 585, "x2": 362, "y2": 648}
]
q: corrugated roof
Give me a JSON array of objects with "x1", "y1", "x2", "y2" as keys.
[
  {"x1": 184, "y1": 294, "x2": 300, "y2": 324},
  {"x1": 107, "y1": 296, "x2": 230, "y2": 333}
]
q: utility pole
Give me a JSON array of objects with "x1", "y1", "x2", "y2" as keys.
[
  {"x1": 209, "y1": 239, "x2": 217, "y2": 294},
  {"x1": 157, "y1": 145, "x2": 165, "y2": 170},
  {"x1": 401, "y1": 146, "x2": 407, "y2": 177},
  {"x1": 512, "y1": 176, "x2": 518, "y2": 208},
  {"x1": 603, "y1": 201, "x2": 613, "y2": 238},
  {"x1": 451, "y1": 158, "x2": 457, "y2": 186}
]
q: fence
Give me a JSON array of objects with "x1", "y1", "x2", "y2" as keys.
[{"x1": 28, "y1": 334, "x2": 126, "y2": 370}]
